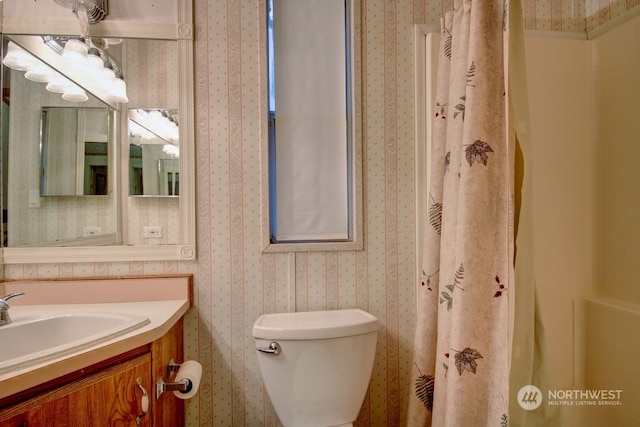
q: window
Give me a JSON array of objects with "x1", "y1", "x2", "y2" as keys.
[{"x1": 266, "y1": 0, "x2": 362, "y2": 250}]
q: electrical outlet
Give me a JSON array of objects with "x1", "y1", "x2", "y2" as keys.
[
  {"x1": 83, "y1": 227, "x2": 102, "y2": 237},
  {"x1": 143, "y1": 226, "x2": 162, "y2": 238},
  {"x1": 29, "y1": 189, "x2": 40, "y2": 208}
]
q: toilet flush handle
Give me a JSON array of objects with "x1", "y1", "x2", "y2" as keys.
[{"x1": 257, "y1": 342, "x2": 281, "y2": 355}]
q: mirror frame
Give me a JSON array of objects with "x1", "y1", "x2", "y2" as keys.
[{"x1": 0, "y1": 0, "x2": 196, "y2": 263}]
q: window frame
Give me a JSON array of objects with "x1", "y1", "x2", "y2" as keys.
[{"x1": 261, "y1": 0, "x2": 363, "y2": 253}]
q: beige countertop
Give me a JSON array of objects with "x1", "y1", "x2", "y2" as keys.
[{"x1": 0, "y1": 275, "x2": 192, "y2": 400}]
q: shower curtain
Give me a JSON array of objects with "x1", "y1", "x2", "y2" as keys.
[{"x1": 409, "y1": 1, "x2": 516, "y2": 425}]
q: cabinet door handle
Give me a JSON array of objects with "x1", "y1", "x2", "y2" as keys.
[{"x1": 136, "y1": 377, "x2": 149, "y2": 426}]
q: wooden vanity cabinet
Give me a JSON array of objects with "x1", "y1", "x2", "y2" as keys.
[
  {"x1": 0, "y1": 319, "x2": 184, "y2": 427},
  {"x1": 0, "y1": 354, "x2": 151, "y2": 427}
]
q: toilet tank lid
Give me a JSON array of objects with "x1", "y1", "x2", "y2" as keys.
[{"x1": 252, "y1": 309, "x2": 379, "y2": 340}]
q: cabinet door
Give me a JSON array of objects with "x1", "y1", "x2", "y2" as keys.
[
  {"x1": 1, "y1": 398, "x2": 70, "y2": 426},
  {"x1": 0, "y1": 354, "x2": 152, "y2": 427}
]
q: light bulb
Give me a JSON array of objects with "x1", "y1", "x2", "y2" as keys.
[
  {"x1": 111, "y1": 77, "x2": 129, "y2": 103},
  {"x1": 2, "y1": 41, "x2": 37, "y2": 71},
  {"x1": 86, "y1": 48, "x2": 104, "y2": 74},
  {"x1": 46, "y1": 73, "x2": 74, "y2": 94},
  {"x1": 61, "y1": 39, "x2": 89, "y2": 72},
  {"x1": 24, "y1": 61, "x2": 56, "y2": 83},
  {"x1": 62, "y1": 84, "x2": 89, "y2": 102},
  {"x1": 100, "y1": 60, "x2": 116, "y2": 81}
]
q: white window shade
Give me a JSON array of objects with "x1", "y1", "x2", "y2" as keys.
[{"x1": 272, "y1": 0, "x2": 349, "y2": 241}]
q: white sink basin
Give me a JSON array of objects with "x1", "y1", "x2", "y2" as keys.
[{"x1": 0, "y1": 312, "x2": 149, "y2": 373}]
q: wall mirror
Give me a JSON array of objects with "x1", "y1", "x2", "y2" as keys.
[{"x1": 0, "y1": 0, "x2": 195, "y2": 263}]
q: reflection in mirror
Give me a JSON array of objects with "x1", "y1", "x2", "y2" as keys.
[
  {"x1": 128, "y1": 108, "x2": 179, "y2": 196},
  {"x1": 41, "y1": 107, "x2": 111, "y2": 196},
  {"x1": 1, "y1": 35, "x2": 118, "y2": 247},
  {"x1": 122, "y1": 39, "x2": 181, "y2": 247}
]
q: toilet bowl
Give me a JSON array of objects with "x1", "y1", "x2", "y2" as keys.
[{"x1": 253, "y1": 309, "x2": 379, "y2": 427}]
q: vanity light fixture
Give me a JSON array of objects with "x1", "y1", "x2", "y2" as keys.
[
  {"x1": 133, "y1": 109, "x2": 179, "y2": 143},
  {"x1": 2, "y1": 37, "x2": 128, "y2": 104},
  {"x1": 53, "y1": 37, "x2": 128, "y2": 104},
  {"x1": 129, "y1": 109, "x2": 180, "y2": 158},
  {"x1": 149, "y1": 110, "x2": 179, "y2": 142},
  {"x1": 2, "y1": 40, "x2": 90, "y2": 103}
]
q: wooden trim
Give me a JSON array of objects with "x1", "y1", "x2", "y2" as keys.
[{"x1": 151, "y1": 318, "x2": 185, "y2": 427}]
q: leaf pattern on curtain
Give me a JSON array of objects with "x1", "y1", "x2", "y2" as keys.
[
  {"x1": 465, "y1": 140, "x2": 494, "y2": 166},
  {"x1": 466, "y1": 61, "x2": 476, "y2": 86},
  {"x1": 428, "y1": 195, "x2": 443, "y2": 235},
  {"x1": 421, "y1": 268, "x2": 439, "y2": 292},
  {"x1": 439, "y1": 262, "x2": 465, "y2": 311},
  {"x1": 453, "y1": 347, "x2": 483, "y2": 375},
  {"x1": 436, "y1": 102, "x2": 448, "y2": 119},
  {"x1": 415, "y1": 367, "x2": 435, "y2": 411},
  {"x1": 409, "y1": 1, "x2": 515, "y2": 425},
  {"x1": 453, "y1": 96, "x2": 466, "y2": 120},
  {"x1": 443, "y1": 29, "x2": 453, "y2": 60}
]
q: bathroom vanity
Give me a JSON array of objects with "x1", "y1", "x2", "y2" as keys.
[{"x1": 0, "y1": 275, "x2": 192, "y2": 426}]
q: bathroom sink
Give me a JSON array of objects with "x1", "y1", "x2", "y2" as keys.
[{"x1": 0, "y1": 312, "x2": 149, "y2": 373}]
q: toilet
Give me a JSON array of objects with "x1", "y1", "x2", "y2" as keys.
[{"x1": 253, "y1": 308, "x2": 379, "y2": 427}]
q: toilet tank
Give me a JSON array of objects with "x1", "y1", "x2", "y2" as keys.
[{"x1": 253, "y1": 309, "x2": 379, "y2": 427}]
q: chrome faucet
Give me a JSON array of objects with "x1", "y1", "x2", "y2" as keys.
[{"x1": 0, "y1": 292, "x2": 24, "y2": 326}]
